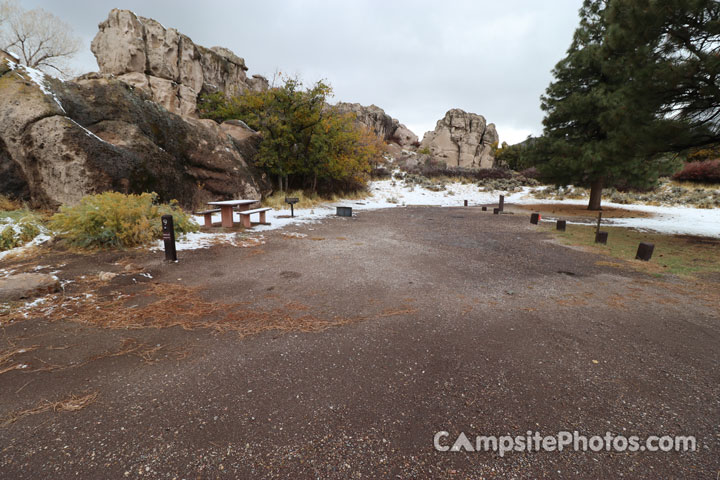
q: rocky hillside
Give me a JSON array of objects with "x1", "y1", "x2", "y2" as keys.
[
  {"x1": 420, "y1": 109, "x2": 499, "y2": 169},
  {"x1": 0, "y1": 8, "x2": 503, "y2": 212},
  {"x1": 91, "y1": 9, "x2": 269, "y2": 117},
  {"x1": 0, "y1": 59, "x2": 268, "y2": 209},
  {"x1": 334, "y1": 102, "x2": 418, "y2": 147}
]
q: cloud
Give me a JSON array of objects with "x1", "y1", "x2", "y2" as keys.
[{"x1": 22, "y1": 0, "x2": 583, "y2": 144}]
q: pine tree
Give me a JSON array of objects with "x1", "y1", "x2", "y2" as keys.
[
  {"x1": 605, "y1": 0, "x2": 720, "y2": 151},
  {"x1": 542, "y1": 0, "x2": 649, "y2": 209},
  {"x1": 539, "y1": 0, "x2": 719, "y2": 210}
]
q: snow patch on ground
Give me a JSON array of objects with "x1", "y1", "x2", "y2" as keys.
[
  {"x1": 511, "y1": 196, "x2": 720, "y2": 237},
  {"x1": 165, "y1": 179, "x2": 720, "y2": 252},
  {"x1": 0, "y1": 234, "x2": 51, "y2": 261},
  {"x1": 150, "y1": 232, "x2": 265, "y2": 252},
  {"x1": 0, "y1": 216, "x2": 51, "y2": 261}
]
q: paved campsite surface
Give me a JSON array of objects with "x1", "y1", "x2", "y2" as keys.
[{"x1": 1, "y1": 207, "x2": 718, "y2": 479}]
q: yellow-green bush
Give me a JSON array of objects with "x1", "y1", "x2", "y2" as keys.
[
  {"x1": 49, "y1": 192, "x2": 198, "y2": 249},
  {"x1": 0, "y1": 211, "x2": 45, "y2": 251}
]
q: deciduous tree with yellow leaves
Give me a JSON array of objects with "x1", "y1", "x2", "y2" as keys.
[{"x1": 199, "y1": 77, "x2": 385, "y2": 193}]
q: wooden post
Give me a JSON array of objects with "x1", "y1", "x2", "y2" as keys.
[
  {"x1": 595, "y1": 211, "x2": 603, "y2": 235},
  {"x1": 530, "y1": 213, "x2": 540, "y2": 224},
  {"x1": 499, "y1": 195, "x2": 505, "y2": 212},
  {"x1": 557, "y1": 220, "x2": 566, "y2": 231},
  {"x1": 161, "y1": 215, "x2": 177, "y2": 262},
  {"x1": 636, "y1": 242, "x2": 655, "y2": 261}
]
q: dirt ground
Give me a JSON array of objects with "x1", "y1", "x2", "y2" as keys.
[{"x1": 1, "y1": 206, "x2": 718, "y2": 479}]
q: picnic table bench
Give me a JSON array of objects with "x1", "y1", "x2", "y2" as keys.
[
  {"x1": 206, "y1": 199, "x2": 259, "y2": 227},
  {"x1": 195, "y1": 208, "x2": 221, "y2": 227},
  {"x1": 238, "y1": 207, "x2": 272, "y2": 228}
]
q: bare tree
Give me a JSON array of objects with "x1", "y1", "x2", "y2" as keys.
[
  {"x1": 0, "y1": 0, "x2": 81, "y2": 77},
  {"x1": 0, "y1": 0, "x2": 14, "y2": 22}
]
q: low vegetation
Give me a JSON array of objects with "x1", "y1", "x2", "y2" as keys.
[
  {"x1": 546, "y1": 224, "x2": 720, "y2": 279},
  {"x1": 0, "y1": 194, "x2": 21, "y2": 212},
  {"x1": 0, "y1": 209, "x2": 45, "y2": 251},
  {"x1": 672, "y1": 160, "x2": 720, "y2": 184},
  {"x1": 394, "y1": 170, "x2": 540, "y2": 193},
  {"x1": 49, "y1": 192, "x2": 197, "y2": 249},
  {"x1": 532, "y1": 179, "x2": 720, "y2": 208},
  {"x1": 262, "y1": 189, "x2": 370, "y2": 210}
]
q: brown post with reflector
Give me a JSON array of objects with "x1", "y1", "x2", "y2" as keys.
[{"x1": 161, "y1": 214, "x2": 177, "y2": 262}]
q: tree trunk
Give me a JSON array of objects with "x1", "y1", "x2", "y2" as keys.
[
  {"x1": 312, "y1": 172, "x2": 318, "y2": 193},
  {"x1": 277, "y1": 174, "x2": 283, "y2": 192},
  {"x1": 588, "y1": 178, "x2": 603, "y2": 210}
]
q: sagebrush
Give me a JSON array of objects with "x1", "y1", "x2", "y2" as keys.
[
  {"x1": 0, "y1": 211, "x2": 44, "y2": 251},
  {"x1": 49, "y1": 192, "x2": 198, "y2": 248}
]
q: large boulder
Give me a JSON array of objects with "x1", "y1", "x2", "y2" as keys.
[
  {"x1": 420, "y1": 109, "x2": 499, "y2": 169},
  {"x1": 0, "y1": 273, "x2": 59, "y2": 302},
  {"x1": 334, "y1": 102, "x2": 418, "y2": 147},
  {"x1": 91, "y1": 9, "x2": 268, "y2": 116},
  {"x1": 0, "y1": 60, "x2": 268, "y2": 209}
]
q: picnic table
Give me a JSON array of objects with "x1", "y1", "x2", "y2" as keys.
[{"x1": 206, "y1": 199, "x2": 259, "y2": 227}]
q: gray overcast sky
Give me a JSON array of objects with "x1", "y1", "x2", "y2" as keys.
[{"x1": 21, "y1": 0, "x2": 583, "y2": 144}]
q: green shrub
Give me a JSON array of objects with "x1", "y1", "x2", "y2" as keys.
[
  {"x1": 49, "y1": 192, "x2": 198, "y2": 249},
  {"x1": 0, "y1": 225, "x2": 19, "y2": 251},
  {"x1": 0, "y1": 211, "x2": 45, "y2": 251}
]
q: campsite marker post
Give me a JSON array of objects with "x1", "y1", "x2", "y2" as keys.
[{"x1": 161, "y1": 215, "x2": 177, "y2": 262}]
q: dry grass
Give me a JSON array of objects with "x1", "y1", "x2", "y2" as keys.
[
  {"x1": 511, "y1": 203, "x2": 652, "y2": 219},
  {"x1": 262, "y1": 189, "x2": 370, "y2": 210},
  {"x1": 668, "y1": 180, "x2": 720, "y2": 191},
  {"x1": 3, "y1": 283, "x2": 358, "y2": 338},
  {"x1": 0, "y1": 194, "x2": 21, "y2": 211},
  {"x1": 0, "y1": 345, "x2": 39, "y2": 375},
  {"x1": 0, "y1": 338, "x2": 186, "y2": 377},
  {"x1": 2, "y1": 392, "x2": 98, "y2": 427},
  {"x1": 377, "y1": 308, "x2": 418, "y2": 318},
  {"x1": 545, "y1": 224, "x2": 720, "y2": 278}
]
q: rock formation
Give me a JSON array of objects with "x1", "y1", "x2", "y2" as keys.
[
  {"x1": 0, "y1": 59, "x2": 268, "y2": 209},
  {"x1": 90, "y1": 9, "x2": 268, "y2": 117},
  {"x1": 334, "y1": 102, "x2": 418, "y2": 147},
  {"x1": 420, "y1": 109, "x2": 499, "y2": 169}
]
